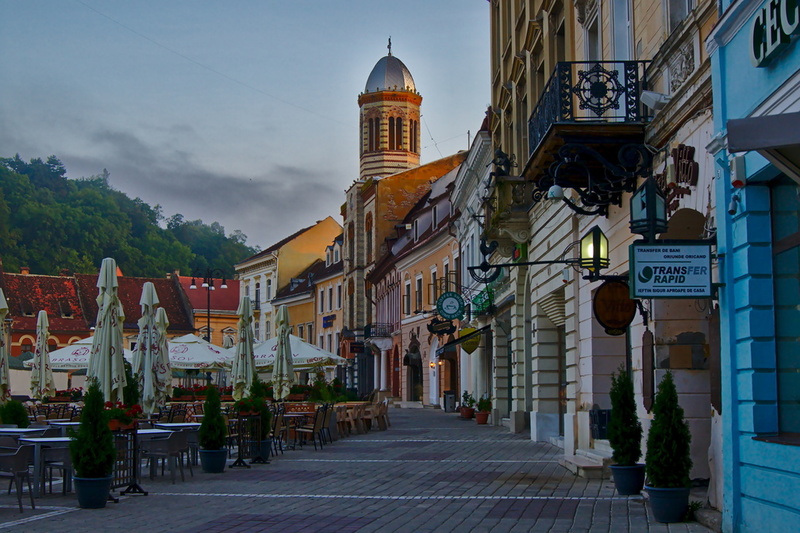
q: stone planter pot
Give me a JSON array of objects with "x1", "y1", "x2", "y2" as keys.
[
  {"x1": 199, "y1": 449, "x2": 228, "y2": 473},
  {"x1": 645, "y1": 485, "x2": 690, "y2": 523},
  {"x1": 610, "y1": 464, "x2": 645, "y2": 495},
  {"x1": 73, "y1": 475, "x2": 113, "y2": 509},
  {"x1": 475, "y1": 411, "x2": 490, "y2": 424}
]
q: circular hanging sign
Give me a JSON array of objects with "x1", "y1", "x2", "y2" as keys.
[
  {"x1": 436, "y1": 291, "x2": 466, "y2": 320},
  {"x1": 592, "y1": 280, "x2": 637, "y2": 336}
]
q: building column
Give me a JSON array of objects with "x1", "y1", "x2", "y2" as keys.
[
  {"x1": 380, "y1": 349, "x2": 389, "y2": 391},
  {"x1": 373, "y1": 352, "x2": 380, "y2": 392}
]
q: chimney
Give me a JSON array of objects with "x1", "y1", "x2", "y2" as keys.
[{"x1": 20, "y1": 266, "x2": 30, "y2": 275}]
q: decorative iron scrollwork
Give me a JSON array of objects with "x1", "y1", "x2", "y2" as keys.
[{"x1": 572, "y1": 63, "x2": 625, "y2": 116}]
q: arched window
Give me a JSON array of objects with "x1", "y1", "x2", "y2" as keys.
[
  {"x1": 347, "y1": 223, "x2": 355, "y2": 264},
  {"x1": 410, "y1": 120, "x2": 419, "y2": 153},
  {"x1": 365, "y1": 213, "x2": 374, "y2": 263},
  {"x1": 389, "y1": 117, "x2": 396, "y2": 149},
  {"x1": 395, "y1": 117, "x2": 403, "y2": 149},
  {"x1": 368, "y1": 118, "x2": 376, "y2": 151}
]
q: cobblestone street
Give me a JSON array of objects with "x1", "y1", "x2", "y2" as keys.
[{"x1": 0, "y1": 408, "x2": 713, "y2": 532}]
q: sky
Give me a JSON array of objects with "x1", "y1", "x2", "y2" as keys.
[{"x1": 0, "y1": 1, "x2": 490, "y2": 250}]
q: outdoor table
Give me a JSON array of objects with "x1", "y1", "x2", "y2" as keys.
[
  {"x1": 153, "y1": 422, "x2": 201, "y2": 431},
  {"x1": 0, "y1": 427, "x2": 47, "y2": 438},
  {"x1": 48, "y1": 421, "x2": 81, "y2": 436},
  {"x1": 137, "y1": 428, "x2": 173, "y2": 439},
  {"x1": 18, "y1": 436, "x2": 71, "y2": 497}
]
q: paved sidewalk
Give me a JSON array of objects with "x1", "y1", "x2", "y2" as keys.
[{"x1": 0, "y1": 408, "x2": 713, "y2": 532}]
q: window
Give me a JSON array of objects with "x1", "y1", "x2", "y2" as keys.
[
  {"x1": 255, "y1": 283, "x2": 261, "y2": 305},
  {"x1": 366, "y1": 213, "x2": 374, "y2": 263},
  {"x1": 327, "y1": 333, "x2": 333, "y2": 353},
  {"x1": 410, "y1": 119, "x2": 418, "y2": 153},
  {"x1": 612, "y1": 0, "x2": 632, "y2": 59},
  {"x1": 298, "y1": 324, "x2": 304, "y2": 341},
  {"x1": 667, "y1": 0, "x2": 695, "y2": 32},
  {"x1": 335, "y1": 332, "x2": 340, "y2": 354},
  {"x1": 585, "y1": 7, "x2": 601, "y2": 60},
  {"x1": 771, "y1": 176, "x2": 800, "y2": 432},
  {"x1": 431, "y1": 268, "x2": 438, "y2": 302},
  {"x1": 413, "y1": 219, "x2": 420, "y2": 241},
  {"x1": 265, "y1": 321, "x2": 270, "y2": 339},
  {"x1": 348, "y1": 223, "x2": 355, "y2": 263},
  {"x1": 266, "y1": 279, "x2": 272, "y2": 300},
  {"x1": 415, "y1": 276, "x2": 423, "y2": 312},
  {"x1": 404, "y1": 281, "x2": 412, "y2": 315},
  {"x1": 319, "y1": 334, "x2": 324, "y2": 348},
  {"x1": 432, "y1": 206, "x2": 438, "y2": 228},
  {"x1": 443, "y1": 260, "x2": 450, "y2": 291},
  {"x1": 334, "y1": 248, "x2": 340, "y2": 263},
  {"x1": 319, "y1": 289, "x2": 325, "y2": 313},
  {"x1": 254, "y1": 321, "x2": 260, "y2": 341},
  {"x1": 307, "y1": 323, "x2": 313, "y2": 343},
  {"x1": 328, "y1": 287, "x2": 333, "y2": 312},
  {"x1": 337, "y1": 284, "x2": 342, "y2": 309}
]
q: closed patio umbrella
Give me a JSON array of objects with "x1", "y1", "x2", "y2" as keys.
[
  {"x1": 30, "y1": 310, "x2": 56, "y2": 400},
  {"x1": 230, "y1": 295, "x2": 255, "y2": 401},
  {"x1": 87, "y1": 257, "x2": 127, "y2": 403},
  {"x1": 0, "y1": 289, "x2": 11, "y2": 403},
  {"x1": 271, "y1": 305, "x2": 295, "y2": 401},
  {"x1": 132, "y1": 282, "x2": 171, "y2": 415}
]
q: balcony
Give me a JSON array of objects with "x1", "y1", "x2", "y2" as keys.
[
  {"x1": 364, "y1": 323, "x2": 393, "y2": 339},
  {"x1": 524, "y1": 61, "x2": 650, "y2": 181}
]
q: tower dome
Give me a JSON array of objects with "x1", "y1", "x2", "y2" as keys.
[{"x1": 364, "y1": 43, "x2": 415, "y2": 93}]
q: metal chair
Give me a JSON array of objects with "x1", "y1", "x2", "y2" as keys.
[
  {"x1": 0, "y1": 445, "x2": 35, "y2": 512},
  {"x1": 140, "y1": 431, "x2": 193, "y2": 483}
]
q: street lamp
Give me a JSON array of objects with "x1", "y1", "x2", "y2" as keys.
[{"x1": 189, "y1": 269, "x2": 228, "y2": 343}]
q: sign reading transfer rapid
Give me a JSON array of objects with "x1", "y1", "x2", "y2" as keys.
[{"x1": 630, "y1": 243, "x2": 712, "y2": 298}]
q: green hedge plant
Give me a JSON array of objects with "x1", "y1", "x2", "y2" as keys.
[
  {"x1": 645, "y1": 371, "x2": 692, "y2": 487},
  {"x1": 69, "y1": 379, "x2": 116, "y2": 478},
  {"x1": 607, "y1": 366, "x2": 642, "y2": 466},
  {"x1": 198, "y1": 385, "x2": 226, "y2": 450}
]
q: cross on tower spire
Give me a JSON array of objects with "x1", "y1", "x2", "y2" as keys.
[{"x1": 388, "y1": 36, "x2": 392, "y2": 56}]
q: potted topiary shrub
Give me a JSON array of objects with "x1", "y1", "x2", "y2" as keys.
[
  {"x1": 198, "y1": 385, "x2": 228, "y2": 473},
  {"x1": 0, "y1": 400, "x2": 30, "y2": 428},
  {"x1": 69, "y1": 379, "x2": 117, "y2": 508},
  {"x1": 475, "y1": 396, "x2": 491, "y2": 425},
  {"x1": 644, "y1": 371, "x2": 693, "y2": 523},
  {"x1": 245, "y1": 378, "x2": 272, "y2": 463},
  {"x1": 607, "y1": 365, "x2": 644, "y2": 495},
  {"x1": 461, "y1": 391, "x2": 476, "y2": 419}
]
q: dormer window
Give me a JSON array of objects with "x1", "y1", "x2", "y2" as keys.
[
  {"x1": 432, "y1": 206, "x2": 438, "y2": 228},
  {"x1": 334, "y1": 248, "x2": 340, "y2": 263},
  {"x1": 413, "y1": 220, "x2": 420, "y2": 241},
  {"x1": 19, "y1": 301, "x2": 34, "y2": 317}
]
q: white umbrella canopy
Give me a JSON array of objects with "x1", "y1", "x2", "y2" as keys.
[
  {"x1": 271, "y1": 305, "x2": 295, "y2": 401},
  {"x1": 246, "y1": 334, "x2": 347, "y2": 370},
  {"x1": 0, "y1": 289, "x2": 11, "y2": 403},
  {"x1": 230, "y1": 295, "x2": 256, "y2": 401},
  {"x1": 25, "y1": 337, "x2": 134, "y2": 370},
  {"x1": 132, "y1": 282, "x2": 172, "y2": 415},
  {"x1": 168, "y1": 334, "x2": 229, "y2": 370},
  {"x1": 87, "y1": 257, "x2": 127, "y2": 403},
  {"x1": 30, "y1": 310, "x2": 56, "y2": 400}
]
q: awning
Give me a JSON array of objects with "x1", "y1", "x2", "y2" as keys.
[
  {"x1": 435, "y1": 326, "x2": 491, "y2": 356},
  {"x1": 728, "y1": 112, "x2": 800, "y2": 178}
]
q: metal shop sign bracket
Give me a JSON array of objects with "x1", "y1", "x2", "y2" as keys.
[{"x1": 629, "y1": 242, "x2": 713, "y2": 299}]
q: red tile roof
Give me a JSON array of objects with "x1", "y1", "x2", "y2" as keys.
[
  {"x1": 73, "y1": 274, "x2": 194, "y2": 332},
  {"x1": 177, "y1": 276, "x2": 241, "y2": 312},
  {"x1": 1, "y1": 273, "x2": 87, "y2": 332}
]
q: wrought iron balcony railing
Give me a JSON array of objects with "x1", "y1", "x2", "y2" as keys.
[
  {"x1": 364, "y1": 323, "x2": 393, "y2": 339},
  {"x1": 528, "y1": 61, "x2": 651, "y2": 155}
]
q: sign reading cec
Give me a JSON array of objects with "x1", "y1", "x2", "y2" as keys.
[{"x1": 630, "y1": 244, "x2": 713, "y2": 299}]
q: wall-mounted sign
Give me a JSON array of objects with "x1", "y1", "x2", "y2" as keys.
[
  {"x1": 751, "y1": 0, "x2": 800, "y2": 67},
  {"x1": 593, "y1": 280, "x2": 637, "y2": 336},
  {"x1": 322, "y1": 315, "x2": 335, "y2": 328},
  {"x1": 349, "y1": 341, "x2": 365, "y2": 354},
  {"x1": 436, "y1": 291, "x2": 465, "y2": 320},
  {"x1": 427, "y1": 317, "x2": 456, "y2": 335},
  {"x1": 459, "y1": 327, "x2": 482, "y2": 354},
  {"x1": 630, "y1": 243, "x2": 712, "y2": 298}
]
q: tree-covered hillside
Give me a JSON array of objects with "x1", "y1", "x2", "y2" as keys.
[{"x1": 0, "y1": 155, "x2": 258, "y2": 278}]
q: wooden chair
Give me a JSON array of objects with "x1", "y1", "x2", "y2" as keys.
[
  {"x1": 0, "y1": 445, "x2": 35, "y2": 512},
  {"x1": 336, "y1": 405, "x2": 350, "y2": 438},
  {"x1": 320, "y1": 403, "x2": 334, "y2": 444},
  {"x1": 270, "y1": 410, "x2": 287, "y2": 455},
  {"x1": 296, "y1": 406, "x2": 326, "y2": 450}
]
